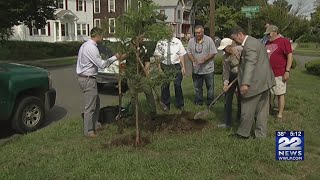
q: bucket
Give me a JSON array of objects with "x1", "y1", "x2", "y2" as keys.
[{"x1": 99, "y1": 106, "x2": 119, "y2": 124}]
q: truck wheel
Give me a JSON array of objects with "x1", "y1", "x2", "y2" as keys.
[{"x1": 11, "y1": 96, "x2": 45, "y2": 133}]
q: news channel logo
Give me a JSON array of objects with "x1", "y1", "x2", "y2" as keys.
[{"x1": 276, "y1": 131, "x2": 304, "y2": 161}]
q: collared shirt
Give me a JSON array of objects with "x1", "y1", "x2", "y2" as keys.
[
  {"x1": 154, "y1": 37, "x2": 186, "y2": 65},
  {"x1": 242, "y1": 35, "x2": 249, "y2": 47},
  {"x1": 223, "y1": 46, "x2": 243, "y2": 85},
  {"x1": 187, "y1": 35, "x2": 218, "y2": 74},
  {"x1": 76, "y1": 39, "x2": 117, "y2": 76}
]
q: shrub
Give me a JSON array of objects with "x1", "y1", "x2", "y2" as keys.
[
  {"x1": 214, "y1": 55, "x2": 223, "y2": 74},
  {"x1": 305, "y1": 60, "x2": 320, "y2": 76},
  {"x1": 0, "y1": 41, "x2": 82, "y2": 61}
]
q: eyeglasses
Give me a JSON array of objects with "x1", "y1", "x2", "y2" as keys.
[{"x1": 195, "y1": 43, "x2": 203, "y2": 54}]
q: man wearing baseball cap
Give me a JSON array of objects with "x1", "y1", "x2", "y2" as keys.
[
  {"x1": 217, "y1": 38, "x2": 243, "y2": 128},
  {"x1": 265, "y1": 25, "x2": 293, "y2": 121}
]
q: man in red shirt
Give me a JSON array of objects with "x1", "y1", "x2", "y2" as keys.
[{"x1": 265, "y1": 25, "x2": 293, "y2": 120}]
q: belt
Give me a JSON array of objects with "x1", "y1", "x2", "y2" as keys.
[{"x1": 78, "y1": 74, "x2": 96, "y2": 79}]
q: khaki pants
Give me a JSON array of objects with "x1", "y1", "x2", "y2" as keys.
[
  {"x1": 236, "y1": 90, "x2": 270, "y2": 138},
  {"x1": 78, "y1": 77, "x2": 100, "y2": 136}
]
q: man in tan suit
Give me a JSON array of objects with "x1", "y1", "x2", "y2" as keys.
[{"x1": 229, "y1": 27, "x2": 276, "y2": 139}]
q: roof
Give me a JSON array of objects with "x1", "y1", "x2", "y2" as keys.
[
  {"x1": 184, "y1": 0, "x2": 193, "y2": 10},
  {"x1": 55, "y1": 10, "x2": 79, "y2": 20},
  {"x1": 153, "y1": 0, "x2": 184, "y2": 7}
]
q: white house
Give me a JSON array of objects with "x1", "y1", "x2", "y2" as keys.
[
  {"x1": 153, "y1": 0, "x2": 195, "y2": 39},
  {"x1": 10, "y1": 0, "x2": 93, "y2": 42}
]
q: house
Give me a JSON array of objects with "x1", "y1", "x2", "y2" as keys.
[
  {"x1": 153, "y1": 0, "x2": 195, "y2": 39},
  {"x1": 92, "y1": 0, "x2": 127, "y2": 37},
  {"x1": 10, "y1": 0, "x2": 93, "y2": 42},
  {"x1": 93, "y1": 0, "x2": 195, "y2": 39}
]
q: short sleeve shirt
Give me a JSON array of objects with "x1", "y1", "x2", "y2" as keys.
[
  {"x1": 265, "y1": 37, "x2": 292, "y2": 77},
  {"x1": 187, "y1": 35, "x2": 218, "y2": 74}
]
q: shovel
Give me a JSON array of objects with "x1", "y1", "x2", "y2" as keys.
[{"x1": 194, "y1": 78, "x2": 238, "y2": 119}]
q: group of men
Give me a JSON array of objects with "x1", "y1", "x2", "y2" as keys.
[{"x1": 76, "y1": 23, "x2": 292, "y2": 139}]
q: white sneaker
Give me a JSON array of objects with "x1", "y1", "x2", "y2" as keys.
[{"x1": 217, "y1": 123, "x2": 229, "y2": 128}]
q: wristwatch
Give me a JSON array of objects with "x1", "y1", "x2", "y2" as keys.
[{"x1": 285, "y1": 70, "x2": 290, "y2": 73}]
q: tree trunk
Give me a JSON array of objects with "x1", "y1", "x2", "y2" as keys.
[
  {"x1": 135, "y1": 43, "x2": 141, "y2": 146},
  {"x1": 209, "y1": 0, "x2": 215, "y2": 39},
  {"x1": 135, "y1": 94, "x2": 140, "y2": 146}
]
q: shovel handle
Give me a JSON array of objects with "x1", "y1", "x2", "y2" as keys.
[{"x1": 208, "y1": 78, "x2": 238, "y2": 109}]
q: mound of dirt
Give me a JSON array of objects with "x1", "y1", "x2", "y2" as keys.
[
  {"x1": 105, "y1": 111, "x2": 211, "y2": 147},
  {"x1": 117, "y1": 111, "x2": 210, "y2": 133}
]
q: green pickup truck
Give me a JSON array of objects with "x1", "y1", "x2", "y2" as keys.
[{"x1": 0, "y1": 63, "x2": 56, "y2": 133}]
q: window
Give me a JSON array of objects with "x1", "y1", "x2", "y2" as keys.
[
  {"x1": 40, "y1": 28, "x2": 46, "y2": 35},
  {"x1": 109, "y1": 18, "x2": 115, "y2": 34},
  {"x1": 78, "y1": 0, "x2": 83, "y2": 11},
  {"x1": 108, "y1": 0, "x2": 115, "y2": 12},
  {"x1": 31, "y1": 21, "x2": 47, "y2": 36},
  {"x1": 178, "y1": 10, "x2": 181, "y2": 19},
  {"x1": 77, "y1": 24, "x2": 81, "y2": 35},
  {"x1": 61, "y1": 24, "x2": 66, "y2": 36},
  {"x1": 125, "y1": 0, "x2": 130, "y2": 12},
  {"x1": 160, "y1": 10, "x2": 165, "y2": 15},
  {"x1": 56, "y1": 0, "x2": 64, "y2": 9},
  {"x1": 94, "y1": 0, "x2": 100, "y2": 13},
  {"x1": 94, "y1": 19, "x2": 101, "y2": 28},
  {"x1": 77, "y1": 23, "x2": 87, "y2": 35},
  {"x1": 82, "y1": 24, "x2": 86, "y2": 35},
  {"x1": 32, "y1": 27, "x2": 39, "y2": 35}
]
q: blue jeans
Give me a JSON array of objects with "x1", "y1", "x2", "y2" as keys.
[
  {"x1": 192, "y1": 72, "x2": 214, "y2": 106},
  {"x1": 161, "y1": 63, "x2": 184, "y2": 109}
]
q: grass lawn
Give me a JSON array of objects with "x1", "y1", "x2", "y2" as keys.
[{"x1": 1, "y1": 68, "x2": 320, "y2": 179}]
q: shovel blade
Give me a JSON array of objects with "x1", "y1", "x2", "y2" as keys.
[
  {"x1": 159, "y1": 102, "x2": 169, "y2": 112},
  {"x1": 194, "y1": 110, "x2": 209, "y2": 119}
]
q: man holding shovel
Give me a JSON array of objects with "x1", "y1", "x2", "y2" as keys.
[{"x1": 229, "y1": 27, "x2": 275, "y2": 139}]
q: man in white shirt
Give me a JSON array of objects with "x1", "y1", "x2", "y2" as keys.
[
  {"x1": 77, "y1": 27, "x2": 123, "y2": 138},
  {"x1": 154, "y1": 27, "x2": 187, "y2": 110}
]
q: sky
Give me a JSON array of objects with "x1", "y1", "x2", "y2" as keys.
[{"x1": 268, "y1": 0, "x2": 315, "y2": 18}]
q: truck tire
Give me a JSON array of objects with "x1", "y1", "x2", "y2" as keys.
[{"x1": 11, "y1": 96, "x2": 45, "y2": 133}]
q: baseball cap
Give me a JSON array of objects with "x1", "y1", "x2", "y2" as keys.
[
  {"x1": 217, "y1": 38, "x2": 233, "y2": 50},
  {"x1": 264, "y1": 25, "x2": 279, "y2": 35}
]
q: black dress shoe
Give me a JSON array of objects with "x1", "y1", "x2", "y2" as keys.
[{"x1": 229, "y1": 134, "x2": 249, "y2": 139}]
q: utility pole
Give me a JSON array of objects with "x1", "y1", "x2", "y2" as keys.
[{"x1": 209, "y1": 0, "x2": 215, "y2": 39}]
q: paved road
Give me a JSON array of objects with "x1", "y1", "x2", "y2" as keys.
[
  {"x1": 294, "y1": 55, "x2": 319, "y2": 68},
  {"x1": 0, "y1": 65, "x2": 118, "y2": 140}
]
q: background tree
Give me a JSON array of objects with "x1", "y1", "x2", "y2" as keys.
[
  {"x1": 103, "y1": 0, "x2": 171, "y2": 145},
  {"x1": 0, "y1": 0, "x2": 56, "y2": 40},
  {"x1": 309, "y1": 1, "x2": 320, "y2": 47},
  {"x1": 193, "y1": 0, "x2": 311, "y2": 40}
]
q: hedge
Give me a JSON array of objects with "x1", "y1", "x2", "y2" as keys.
[
  {"x1": 305, "y1": 60, "x2": 320, "y2": 76},
  {"x1": 0, "y1": 41, "x2": 82, "y2": 61}
]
